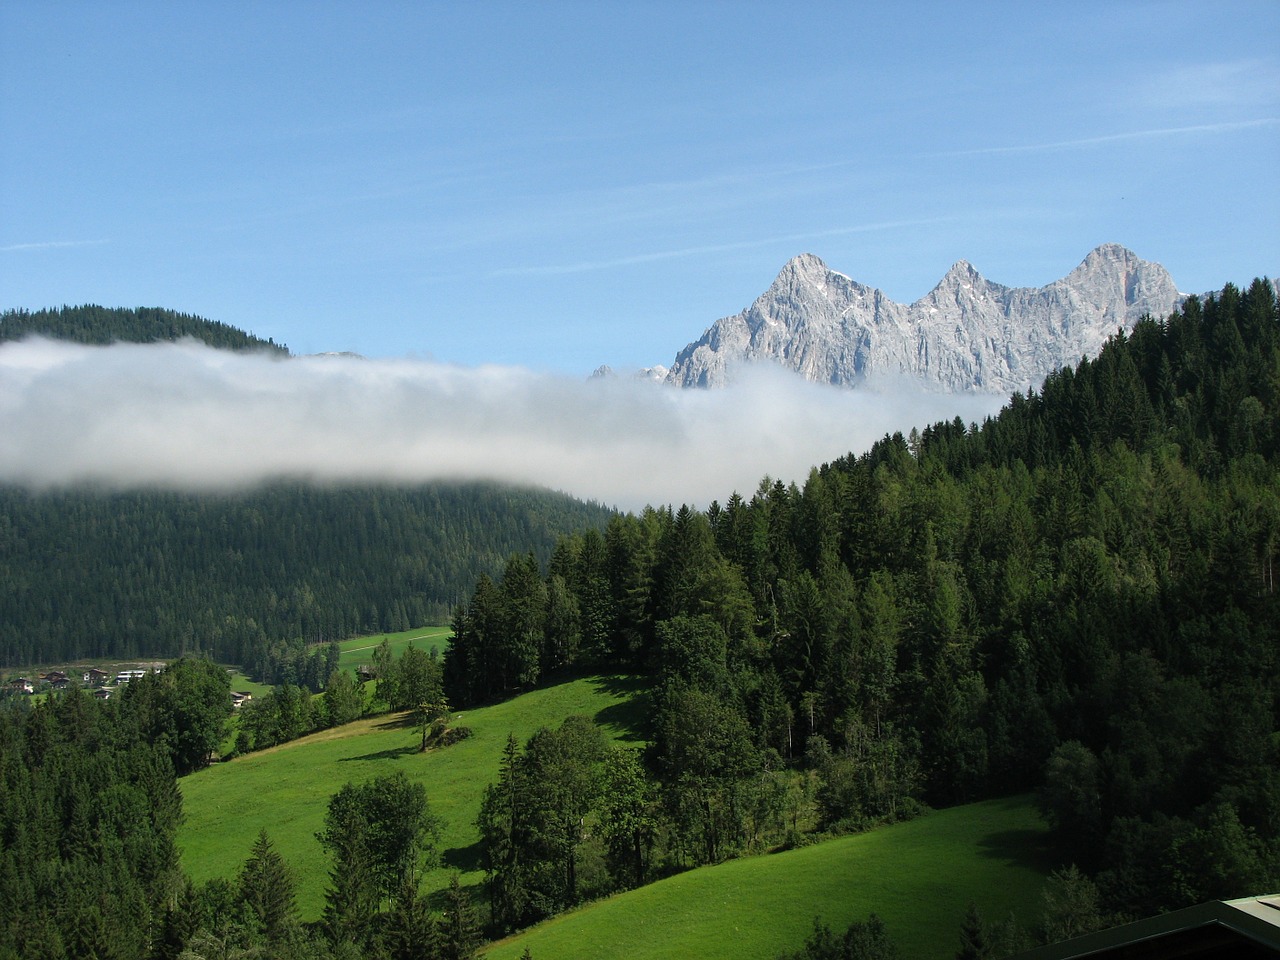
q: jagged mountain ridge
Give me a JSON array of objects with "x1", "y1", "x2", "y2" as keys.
[{"x1": 665, "y1": 244, "x2": 1184, "y2": 393}]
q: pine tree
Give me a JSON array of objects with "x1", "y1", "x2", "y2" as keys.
[
  {"x1": 320, "y1": 814, "x2": 379, "y2": 947},
  {"x1": 477, "y1": 734, "x2": 531, "y2": 932},
  {"x1": 238, "y1": 829, "x2": 298, "y2": 944},
  {"x1": 383, "y1": 871, "x2": 436, "y2": 960},
  {"x1": 955, "y1": 901, "x2": 990, "y2": 960},
  {"x1": 437, "y1": 873, "x2": 482, "y2": 960}
]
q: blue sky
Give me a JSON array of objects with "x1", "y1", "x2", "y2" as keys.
[{"x1": 2, "y1": 1, "x2": 1278, "y2": 374}]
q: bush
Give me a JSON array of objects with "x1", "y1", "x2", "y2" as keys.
[{"x1": 441, "y1": 726, "x2": 473, "y2": 747}]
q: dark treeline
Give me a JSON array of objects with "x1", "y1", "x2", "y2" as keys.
[
  {"x1": 0, "y1": 482, "x2": 614, "y2": 669},
  {"x1": 0, "y1": 304, "x2": 289, "y2": 353},
  {"x1": 450, "y1": 280, "x2": 1280, "y2": 933}
]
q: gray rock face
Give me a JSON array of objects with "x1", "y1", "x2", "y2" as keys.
[{"x1": 665, "y1": 244, "x2": 1183, "y2": 393}]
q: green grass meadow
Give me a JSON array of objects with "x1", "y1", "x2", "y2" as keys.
[
  {"x1": 483, "y1": 794, "x2": 1052, "y2": 960},
  {"x1": 335, "y1": 626, "x2": 452, "y2": 674},
  {"x1": 178, "y1": 673, "x2": 649, "y2": 920},
  {"x1": 224, "y1": 667, "x2": 274, "y2": 698}
]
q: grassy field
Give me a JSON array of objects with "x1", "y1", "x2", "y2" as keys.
[
  {"x1": 224, "y1": 667, "x2": 274, "y2": 698},
  {"x1": 483, "y1": 794, "x2": 1052, "y2": 960},
  {"x1": 335, "y1": 625, "x2": 452, "y2": 674},
  {"x1": 178, "y1": 673, "x2": 649, "y2": 920}
]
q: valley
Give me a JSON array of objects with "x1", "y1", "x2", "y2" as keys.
[{"x1": 2, "y1": 279, "x2": 1277, "y2": 959}]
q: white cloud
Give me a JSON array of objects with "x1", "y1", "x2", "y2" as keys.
[
  {"x1": 489, "y1": 217, "x2": 956, "y2": 278},
  {"x1": 1130, "y1": 60, "x2": 1280, "y2": 113},
  {"x1": 0, "y1": 239, "x2": 110, "y2": 253},
  {"x1": 0, "y1": 339, "x2": 1003, "y2": 510},
  {"x1": 946, "y1": 118, "x2": 1280, "y2": 157}
]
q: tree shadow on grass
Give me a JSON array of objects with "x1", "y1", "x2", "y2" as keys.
[
  {"x1": 424, "y1": 875, "x2": 486, "y2": 912},
  {"x1": 374, "y1": 712, "x2": 415, "y2": 730},
  {"x1": 976, "y1": 818, "x2": 1056, "y2": 874},
  {"x1": 441, "y1": 838, "x2": 484, "y2": 874},
  {"x1": 978, "y1": 827, "x2": 1053, "y2": 864},
  {"x1": 590, "y1": 674, "x2": 653, "y2": 743},
  {"x1": 338, "y1": 744, "x2": 418, "y2": 762}
]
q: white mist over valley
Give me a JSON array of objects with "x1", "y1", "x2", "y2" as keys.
[{"x1": 0, "y1": 337, "x2": 1003, "y2": 510}]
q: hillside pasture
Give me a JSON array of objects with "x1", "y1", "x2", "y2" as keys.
[
  {"x1": 483, "y1": 794, "x2": 1052, "y2": 960},
  {"x1": 335, "y1": 624, "x2": 452, "y2": 674},
  {"x1": 178, "y1": 673, "x2": 648, "y2": 920}
]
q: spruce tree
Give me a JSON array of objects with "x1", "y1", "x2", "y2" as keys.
[
  {"x1": 955, "y1": 901, "x2": 990, "y2": 960},
  {"x1": 437, "y1": 873, "x2": 482, "y2": 960},
  {"x1": 238, "y1": 829, "x2": 298, "y2": 945}
]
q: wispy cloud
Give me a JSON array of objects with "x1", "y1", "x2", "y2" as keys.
[
  {"x1": 0, "y1": 339, "x2": 1001, "y2": 511},
  {"x1": 441, "y1": 157, "x2": 883, "y2": 260},
  {"x1": 947, "y1": 118, "x2": 1280, "y2": 157},
  {"x1": 491, "y1": 218, "x2": 956, "y2": 278},
  {"x1": 1130, "y1": 60, "x2": 1280, "y2": 113},
  {"x1": 0, "y1": 239, "x2": 109, "y2": 253}
]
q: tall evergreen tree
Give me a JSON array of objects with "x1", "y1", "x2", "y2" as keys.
[{"x1": 238, "y1": 830, "x2": 298, "y2": 945}]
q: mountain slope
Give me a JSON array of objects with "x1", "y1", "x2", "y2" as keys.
[
  {"x1": 665, "y1": 244, "x2": 1183, "y2": 393},
  {"x1": 0, "y1": 482, "x2": 614, "y2": 667}
]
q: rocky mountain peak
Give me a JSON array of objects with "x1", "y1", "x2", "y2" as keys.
[
  {"x1": 781, "y1": 252, "x2": 830, "y2": 276},
  {"x1": 1067, "y1": 243, "x2": 1140, "y2": 282},
  {"x1": 664, "y1": 246, "x2": 1184, "y2": 393},
  {"x1": 768, "y1": 253, "x2": 839, "y2": 298},
  {"x1": 1081, "y1": 242, "x2": 1137, "y2": 267},
  {"x1": 941, "y1": 259, "x2": 979, "y2": 282}
]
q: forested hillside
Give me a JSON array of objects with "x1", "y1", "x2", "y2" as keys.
[
  {"x1": 448, "y1": 279, "x2": 1279, "y2": 929},
  {"x1": 0, "y1": 304, "x2": 288, "y2": 353},
  {"x1": 0, "y1": 483, "x2": 613, "y2": 668}
]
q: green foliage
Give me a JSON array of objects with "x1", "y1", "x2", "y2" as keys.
[
  {"x1": 597, "y1": 747, "x2": 660, "y2": 889},
  {"x1": 237, "y1": 682, "x2": 316, "y2": 752},
  {"x1": 477, "y1": 716, "x2": 611, "y2": 932},
  {"x1": 777, "y1": 914, "x2": 900, "y2": 960},
  {"x1": 395, "y1": 644, "x2": 445, "y2": 714},
  {"x1": 324, "y1": 669, "x2": 365, "y2": 727},
  {"x1": 1037, "y1": 865, "x2": 1104, "y2": 945},
  {"x1": 120, "y1": 656, "x2": 232, "y2": 776},
  {"x1": 319, "y1": 772, "x2": 441, "y2": 908},
  {"x1": 0, "y1": 689, "x2": 184, "y2": 960},
  {"x1": 955, "y1": 902, "x2": 990, "y2": 960},
  {"x1": 238, "y1": 829, "x2": 298, "y2": 944},
  {"x1": 1037, "y1": 741, "x2": 1103, "y2": 856},
  {"x1": 437, "y1": 873, "x2": 483, "y2": 960}
]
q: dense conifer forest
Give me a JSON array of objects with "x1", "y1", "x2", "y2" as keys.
[
  {"x1": 448, "y1": 279, "x2": 1279, "y2": 931},
  {"x1": 0, "y1": 304, "x2": 289, "y2": 353},
  {"x1": 0, "y1": 482, "x2": 614, "y2": 669}
]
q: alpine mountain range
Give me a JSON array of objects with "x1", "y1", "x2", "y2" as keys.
[{"x1": 656, "y1": 243, "x2": 1184, "y2": 394}]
